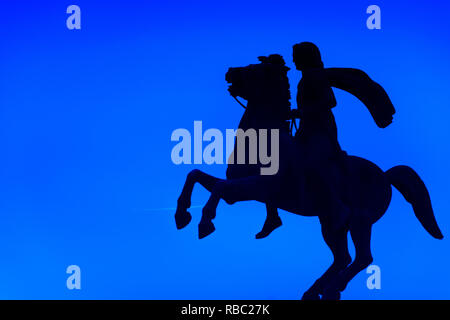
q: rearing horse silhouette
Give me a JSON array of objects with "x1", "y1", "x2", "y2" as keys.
[{"x1": 174, "y1": 54, "x2": 443, "y2": 300}]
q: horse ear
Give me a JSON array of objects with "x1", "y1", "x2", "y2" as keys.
[
  {"x1": 266, "y1": 54, "x2": 290, "y2": 71},
  {"x1": 258, "y1": 56, "x2": 268, "y2": 63},
  {"x1": 267, "y1": 54, "x2": 284, "y2": 65}
]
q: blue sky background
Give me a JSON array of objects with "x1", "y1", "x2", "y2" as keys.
[{"x1": 0, "y1": 1, "x2": 449, "y2": 299}]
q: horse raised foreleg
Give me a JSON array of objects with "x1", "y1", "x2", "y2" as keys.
[
  {"x1": 302, "y1": 221, "x2": 352, "y2": 300},
  {"x1": 175, "y1": 169, "x2": 221, "y2": 229},
  {"x1": 198, "y1": 175, "x2": 280, "y2": 239}
]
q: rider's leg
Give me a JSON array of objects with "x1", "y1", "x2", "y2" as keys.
[
  {"x1": 255, "y1": 205, "x2": 282, "y2": 239},
  {"x1": 305, "y1": 133, "x2": 351, "y2": 232},
  {"x1": 315, "y1": 168, "x2": 351, "y2": 232}
]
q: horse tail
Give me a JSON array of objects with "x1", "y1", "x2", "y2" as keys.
[{"x1": 385, "y1": 165, "x2": 443, "y2": 239}]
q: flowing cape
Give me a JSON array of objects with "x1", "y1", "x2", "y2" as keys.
[{"x1": 326, "y1": 68, "x2": 395, "y2": 128}]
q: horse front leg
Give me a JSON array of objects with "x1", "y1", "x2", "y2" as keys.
[
  {"x1": 175, "y1": 169, "x2": 221, "y2": 229},
  {"x1": 198, "y1": 176, "x2": 279, "y2": 239},
  {"x1": 198, "y1": 186, "x2": 221, "y2": 239}
]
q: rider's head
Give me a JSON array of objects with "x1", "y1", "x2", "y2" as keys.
[{"x1": 293, "y1": 42, "x2": 324, "y2": 71}]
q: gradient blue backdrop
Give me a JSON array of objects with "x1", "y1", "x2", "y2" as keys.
[{"x1": 0, "y1": 1, "x2": 449, "y2": 299}]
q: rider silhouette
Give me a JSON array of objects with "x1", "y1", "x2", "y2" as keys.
[
  {"x1": 292, "y1": 42, "x2": 350, "y2": 230},
  {"x1": 293, "y1": 42, "x2": 341, "y2": 158},
  {"x1": 258, "y1": 42, "x2": 350, "y2": 236},
  {"x1": 175, "y1": 45, "x2": 442, "y2": 300}
]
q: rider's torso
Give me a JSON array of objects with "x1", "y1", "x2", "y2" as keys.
[{"x1": 295, "y1": 68, "x2": 341, "y2": 159}]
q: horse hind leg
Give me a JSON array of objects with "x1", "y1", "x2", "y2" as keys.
[
  {"x1": 302, "y1": 222, "x2": 352, "y2": 300},
  {"x1": 321, "y1": 218, "x2": 373, "y2": 300},
  {"x1": 175, "y1": 169, "x2": 221, "y2": 230}
]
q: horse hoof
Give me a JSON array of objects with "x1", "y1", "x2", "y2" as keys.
[
  {"x1": 301, "y1": 290, "x2": 320, "y2": 301},
  {"x1": 198, "y1": 220, "x2": 215, "y2": 239},
  {"x1": 321, "y1": 289, "x2": 341, "y2": 301},
  {"x1": 175, "y1": 210, "x2": 192, "y2": 230}
]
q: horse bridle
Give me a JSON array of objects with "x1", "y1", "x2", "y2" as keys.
[{"x1": 231, "y1": 95, "x2": 298, "y2": 136}]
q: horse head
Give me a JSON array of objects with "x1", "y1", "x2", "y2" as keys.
[{"x1": 225, "y1": 54, "x2": 291, "y2": 120}]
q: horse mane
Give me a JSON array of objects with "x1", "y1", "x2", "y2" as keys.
[
  {"x1": 258, "y1": 54, "x2": 290, "y2": 72},
  {"x1": 255, "y1": 54, "x2": 291, "y2": 112}
]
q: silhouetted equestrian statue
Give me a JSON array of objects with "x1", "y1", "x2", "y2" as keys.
[{"x1": 175, "y1": 42, "x2": 443, "y2": 300}]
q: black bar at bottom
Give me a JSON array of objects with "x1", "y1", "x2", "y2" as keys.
[{"x1": 2, "y1": 300, "x2": 449, "y2": 318}]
